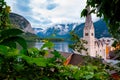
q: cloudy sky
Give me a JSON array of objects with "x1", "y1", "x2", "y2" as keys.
[{"x1": 5, "y1": 0, "x2": 99, "y2": 29}]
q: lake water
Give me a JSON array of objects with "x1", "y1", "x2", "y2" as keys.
[{"x1": 28, "y1": 42, "x2": 72, "y2": 53}]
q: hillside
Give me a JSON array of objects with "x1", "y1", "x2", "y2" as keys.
[
  {"x1": 9, "y1": 13, "x2": 39, "y2": 41},
  {"x1": 9, "y1": 13, "x2": 34, "y2": 34}
]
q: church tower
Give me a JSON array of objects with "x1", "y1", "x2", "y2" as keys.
[{"x1": 83, "y1": 6, "x2": 95, "y2": 57}]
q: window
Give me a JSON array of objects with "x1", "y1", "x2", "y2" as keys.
[
  {"x1": 85, "y1": 33, "x2": 88, "y2": 36},
  {"x1": 91, "y1": 33, "x2": 93, "y2": 36},
  {"x1": 107, "y1": 40, "x2": 110, "y2": 42}
]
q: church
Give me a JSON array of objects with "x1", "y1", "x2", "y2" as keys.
[{"x1": 81, "y1": 7, "x2": 114, "y2": 59}]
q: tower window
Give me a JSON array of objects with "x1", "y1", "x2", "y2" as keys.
[
  {"x1": 91, "y1": 33, "x2": 93, "y2": 36},
  {"x1": 85, "y1": 33, "x2": 88, "y2": 36}
]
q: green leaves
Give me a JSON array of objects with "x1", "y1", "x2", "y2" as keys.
[
  {"x1": 0, "y1": 0, "x2": 27, "y2": 49},
  {"x1": 0, "y1": 28, "x2": 24, "y2": 39},
  {"x1": 0, "y1": 0, "x2": 11, "y2": 29},
  {"x1": 58, "y1": 64, "x2": 109, "y2": 80},
  {"x1": 0, "y1": 28, "x2": 27, "y2": 49},
  {"x1": 21, "y1": 55, "x2": 48, "y2": 67},
  {"x1": 69, "y1": 31, "x2": 87, "y2": 53},
  {"x1": 81, "y1": 9, "x2": 88, "y2": 17},
  {"x1": 41, "y1": 41, "x2": 54, "y2": 50},
  {"x1": 0, "y1": 45, "x2": 8, "y2": 54},
  {"x1": 0, "y1": 45, "x2": 18, "y2": 57},
  {"x1": 0, "y1": 44, "x2": 110, "y2": 80}
]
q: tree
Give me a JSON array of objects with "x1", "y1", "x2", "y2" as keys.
[
  {"x1": 69, "y1": 31, "x2": 87, "y2": 54},
  {"x1": 0, "y1": 0, "x2": 11, "y2": 29},
  {"x1": 81, "y1": 0, "x2": 120, "y2": 42}
]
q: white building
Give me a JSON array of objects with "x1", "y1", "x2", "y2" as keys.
[{"x1": 81, "y1": 6, "x2": 114, "y2": 59}]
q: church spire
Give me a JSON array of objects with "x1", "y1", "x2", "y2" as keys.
[
  {"x1": 83, "y1": 6, "x2": 95, "y2": 57},
  {"x1": 84, "y1": 6, "x2": 93, "y2": 29},
  {"x1": 85, "y1": 6, "x2": 92, "y2": 23}
]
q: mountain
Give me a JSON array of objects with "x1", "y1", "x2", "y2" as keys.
[
  {"x1": 34, "y1": 23, "x2": 77, "y2": 40},
  {"x1": 9, "y1": 13, "x2": 111, "y2": 40},
  {"x1": 35, "y1": 19, "x2": 111, "y2": 40},
  {"x1": 9, "y1": 13, "x2": 34, "y2": 34},
  {"x1": 94, "y1": 20, "x2": 111, "y2": 38},
  {"x1": 9, "y1": 13, "x2": 40, "y2": 41},
  {"x1": 74, "y1": 19, "x2": 111, "y2": 38}
]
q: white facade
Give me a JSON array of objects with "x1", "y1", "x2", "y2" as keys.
[
  {"x1": 81, "y1": 6, "x2": 113, "y2": 59},
  {"x1": 83, "y1": 19, "x2": 107, "y2": 59}
]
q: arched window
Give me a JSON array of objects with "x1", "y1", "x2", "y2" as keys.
[{"x1": 85, "y1": 33, "x2": 88, "y2": 36}]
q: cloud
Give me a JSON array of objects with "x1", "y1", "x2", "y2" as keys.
[{"x1": 5, "y1": 0, "x2": 99, "y2": 29}]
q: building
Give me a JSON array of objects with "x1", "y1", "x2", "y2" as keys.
[{"x1": 79, "y1": 6, "x2": 114, "y2": 59}]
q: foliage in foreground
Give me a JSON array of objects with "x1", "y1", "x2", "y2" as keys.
[
  {"x1": 0, "y1": 27, "x2": 110, "y2": 80},
  {"x1": 69, "y1": 31, "x2": 87, "y2": 53},
  {"x1": 0, "y1": 28, "x2": 110, "y2": 79},
  {"x1": 0, "y1": 28, "x2": 110, "y2": 80},
  {"x1": 0, "y1": 44, "x2": 110, "y2": 80},
  {"x1": 0, "y1": 0, "x2": 11, "y2": 29}
]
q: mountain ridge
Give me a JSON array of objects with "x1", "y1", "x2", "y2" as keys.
[
  {"x1": 9, "y1": 13, "x2": 35, "y2": 34},
  {"x1": 9, "y1": 13, "x2": 39, "y2": 41},
  {"x1": 34, "y1": 20, "x2": 111, "y2": 40}
]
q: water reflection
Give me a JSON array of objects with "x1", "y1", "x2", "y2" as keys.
[
  {"x1": 54, "y1": 42, "x2": 70, "y2": 52},
  {"x1": 28, "y1": 42, "x2": 72, "y2": 52}
]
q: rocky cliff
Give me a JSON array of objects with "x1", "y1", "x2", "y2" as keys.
[{"x1": 9, "y1": 13, "x2": 34, "y2": 34}]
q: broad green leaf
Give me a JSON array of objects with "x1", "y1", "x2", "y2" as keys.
[
  {"x1": 27, "y1": 47, "x2": 41, "y2": 57},
  {"x1": 0, "y1": 28, "x2": 24, "y2": 40},
  {"x1": 28, "y1": 47, "x2": 39, "y2": 54},
  {"x1": 41, "y1": 41, "x2": 54, "y2": 50},
  {"x1": 0, "y1": 45, "x2": 18, "y2": 57},
  {"x1": 0, "y1": 36, "x2": 27, "y2": 49},
  {"x1": 7, "y1": 48, "x2": 19, "y2": 57},
  {"x1": 14, "y1": 36, "x2": 27, "y2": 49},
  {"x1": 81, "y1": 9, "x2": 88, "y2": 17},
  {"x1": 0, "y1": 40, "x2": 16, "y2": 48},
  {"x1": 21, "y1": 55, "x2": 48, "y2": 67},
  {"x1": 51, "y1": 50, "x2": 61, "y2": 58},
  {"x1": 0, "y1": 45, "x2": 8, "y2": 54},
  {"x1": 84, "y1": 73, "x2": 94, "y2": 79}
]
